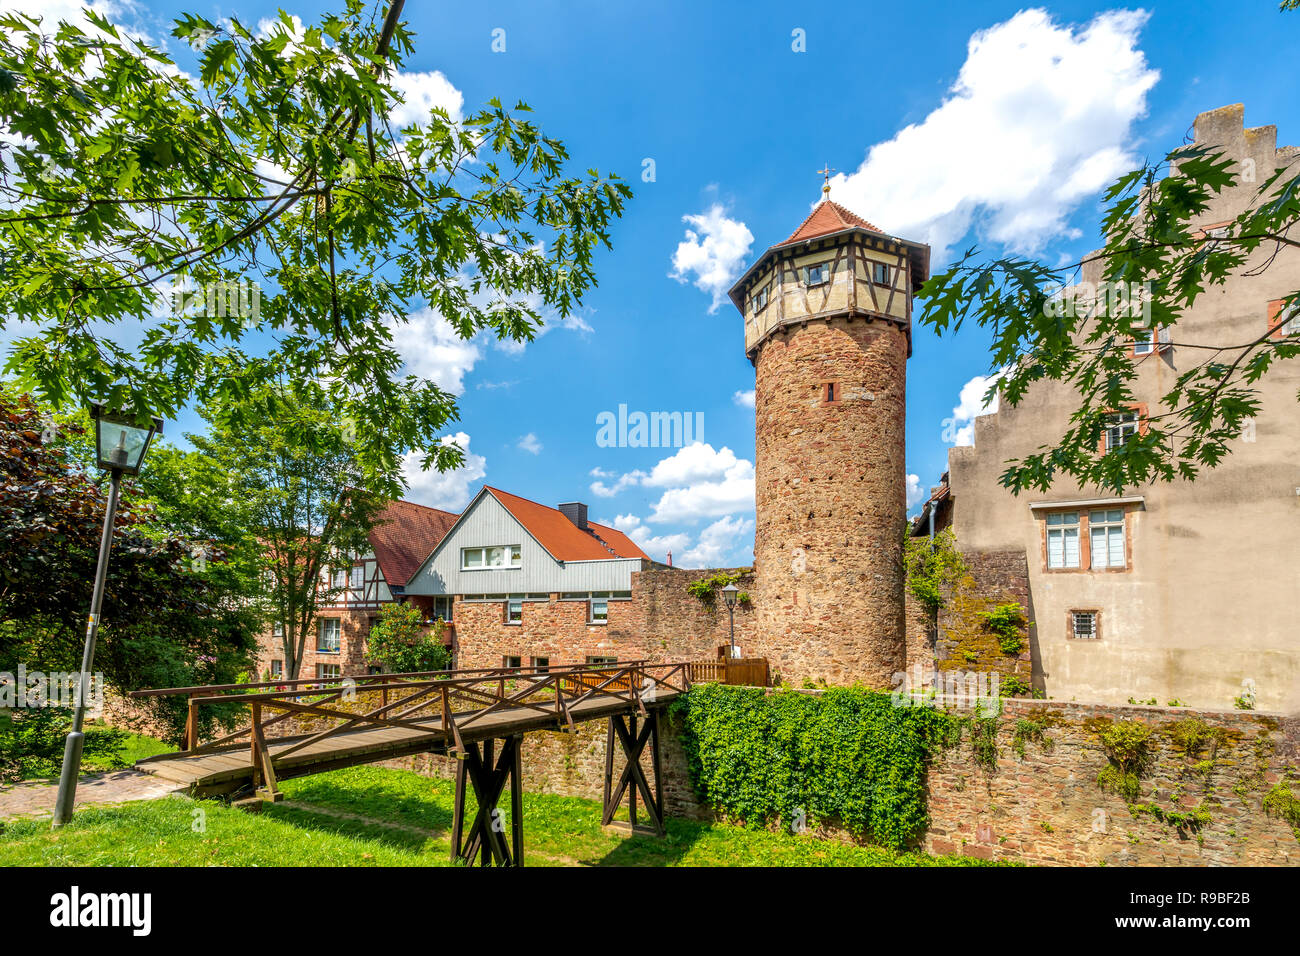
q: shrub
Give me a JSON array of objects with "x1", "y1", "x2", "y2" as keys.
[{"x1": 365, "y1": 603, "x2": 450, "y2": 674}]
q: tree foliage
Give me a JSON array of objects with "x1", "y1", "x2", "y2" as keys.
[
  {"x1": 0, "y1": 389, "x2": 258, "y2": 744},
  {"x1": 188, "y1": 382, "x2": 382, "y2": 680},
  {"x1": 921, "y1": 132, "x2": 1300, "y2": 493},
  {"x1": 0, "y1": 1, "x2": 631, "y2": 493},
  {"x1": 365, "y1": 602, "x2": 449, "y2": 674}
]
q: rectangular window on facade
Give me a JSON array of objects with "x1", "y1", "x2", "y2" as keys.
[
  {"x1": 751, "y1": 285, "x2": 768, "y2": 313},
  {"x1": 272, "y1": 621, "x2": 283, "y2": 640},
  {"x1": 318, "y1": 617, "x2": 341, "y2": 652},
  {"x1": 503, "y1": 655, "x2": 522, "y2": 671},
  {"x1": 1268, "y1": 298, "x2": 1300, "y2": 339},
  {"x1": 270, "y1": 660, "x2": 283, "y2": 678},
  {"x1": 332, "y1": 567, "x2": 347, "y2": 590},
  {"x1": 823, "y1": 381, "x2": 839, "y2": 404},
  {"x1": 432, "y1": 596, "x2": 453, "y2": 622},
  {"x1": 350, "y1": 565, "x2": 364, "y2": 590},
  {"x1": 1071, "y1": 610, "x2": 1099, "y2": 640},
  {"x1": 1089, "y1": 509, "x2": 1127, "y2": 569},
  {"x1": 506, "y1": 596, "x2": 524, "y2": 624},
  {"x1": 462, "y1": 546, "x2": 523, "y2": 570},
  {"x1": 1046, "y1": 512, "x2": 1081, "y2": 569},
  {"x1": 586, "y1": 655, "x2": 617, "y2": 665},
  {"x1": 871, "y1": 262, "x2": 890, "y2": 285},
  {"x1": 805, "y1": 263, "x2": 827, "y2": 286},
  {"x1": 1103, "y1": 410, "x2": 1141, "y2": 452},
  {"x1": 317, "y1": 663, "x2": 341, "y2": 679},
  {"x1": 589, "y1": 597, "x2": 609, "y2": 624},
  {"x1": 1132, "y1": 329, "x2": 1155, "y2": 355},
  {"x1": 531, "y1": 656, "x2": 549, "y2": 673}
]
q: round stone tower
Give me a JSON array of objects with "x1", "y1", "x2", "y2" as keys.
[{"x1": 727, "y1": 187, "x2": 930, "y2": 687}]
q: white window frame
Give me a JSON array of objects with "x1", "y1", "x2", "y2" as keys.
[
  {"x1": 805, "y1": 263, "x2": 828, "y2": 286},
  {"x1": 1104, "y1": 411, "x2": 1140, "y2": 452},
  {"x1": 461, "y1": 545, "x2": 522, "y2": 570},
  {"x1": 1046, "y1": 511, "x2": 1081, "y2": 569},
  {"x1": 270, "y1": 659, "x2": 283, "y2": 678},
  {"x1": 350, "y1": 564, "x2": 364, "y2": 590},
  {"x1": 1133, "y1": 329, "x2": 1155, "y2": 355},
  {"x1": 506, "y1": 595, "x2": 524, "y2": 625},
  {"x1": 589, "y1": 596, "x2": 609, "y2": 624},
  {"x1": 751, "y1": 284, "x2": 768, "y2": 313},
  {"x1": 317, "y1": 617, "x2": 341, "y2": 653},
  {"x1": 317, "y1": 662, "x2": 341, "y2": 679},
  {"x1": 1071, "y1": 611, "x2": 1099, "y2": 640},
  {"x1": 1089, "y1": 509, "x2": 1127, "y2": 570}
]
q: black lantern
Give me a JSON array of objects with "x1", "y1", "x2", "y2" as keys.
[{"x1": 90, "y1": 404, "x2": 162, "y2": 475}]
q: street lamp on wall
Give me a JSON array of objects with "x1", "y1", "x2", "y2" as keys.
[
  {"x1": 720, "y1": 583, "x2": 739, "y2": 660},
  {"x1": 52, "y1": 404, "x2": 162, "y2": 827}
]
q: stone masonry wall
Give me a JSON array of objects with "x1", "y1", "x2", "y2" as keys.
[
  {"x1": 924, "y1": 699, "x2": 1296, "y2": 866},
  {"x1": 381, "y1": 694, "x2": 1296, "y2": 866},
  {"x1": 752, "y1": 316, "x2": 909, "y2": 688},
  {"x1": 904, "y1": 547, "x2": 1034, "y2": 691}
]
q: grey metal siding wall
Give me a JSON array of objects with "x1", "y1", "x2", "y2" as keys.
[{"x1": 404, "y1": 493, "x2": 643, "y2": 595}]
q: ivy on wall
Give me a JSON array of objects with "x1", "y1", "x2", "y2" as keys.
[{"x1": 670, "y1": 683, "x2": 954, "y2": 850}]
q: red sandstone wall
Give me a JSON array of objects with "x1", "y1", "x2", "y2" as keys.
[{"x1": 752, "y1": 318, "x2": 908, "y2": 688}]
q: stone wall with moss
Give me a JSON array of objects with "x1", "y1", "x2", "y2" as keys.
[{"x1": 924, "y1": 699, "x2": 1297, "y2": 865}]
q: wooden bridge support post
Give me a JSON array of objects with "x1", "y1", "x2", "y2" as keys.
[
  {"x1": 601, "y1": 708, "x2": 665, "y2": 837},
  {"x1": 450, "y1": 735, "x2": 524, "y2": 867}
]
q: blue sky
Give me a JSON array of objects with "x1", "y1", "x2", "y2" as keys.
[{"x1": 8, "y1": 0, "x2": 1300, "y2": 567}]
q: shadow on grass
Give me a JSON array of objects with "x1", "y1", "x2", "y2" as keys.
[
  {"x1": 586, "y1": 817, "x2": 706, "y2": 867},
  {"x1": 261, "y1": 802, "x2": 447, "y2": 856}
]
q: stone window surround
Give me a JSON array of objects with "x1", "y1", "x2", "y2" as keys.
[
  {"x1": 820, "y1": 380, "x2": 841, "y2": 404},
  {"x1": 1032, "y1": 499, "x2": 1140, "y2": 575},
  {"x1": 1067, "y1": 608, "x2": 1102, "y2": 641}
]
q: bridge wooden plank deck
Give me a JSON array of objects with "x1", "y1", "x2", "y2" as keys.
[{"x1": 135, "y1": 686, "x2": 683, "y2": 795}]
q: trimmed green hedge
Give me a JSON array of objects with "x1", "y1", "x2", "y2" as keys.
[{"x1": 670, "y1": 684, "x2": 955, "y2": 850}]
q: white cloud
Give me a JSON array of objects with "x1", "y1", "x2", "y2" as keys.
[
  {"x1": 733, "y1": 389, "x2": 755, "y2": 409},
  {"x1": 388, "y1": 306, "x2": 482, "y2": 395},
  {"x1": 516, "y1": 432, "x2": 542, "y2": 455},
  {"x1": 390, "y1": 70, "x2": 464, "y2": 129},
  {"x1": 669, "y1": 204, "x2": 754, "y2": 313},
  {"x1": 590, "y1": 470, "x2": 645, "y2": 498},
  {"x1": 947, "y1": 372, "x2": 1004, "y2": 446},
  {"x1": 647, "y1": 454, "x2": 755, "y2": 524},
  {"x1": 829, "y1": 8, "x2": 1158, "y2": 262},
  {"x1": 907, "y1": 473, "x2": 925, "y2": 508},
  {"x1": 400, "y1": 432, "x2": 486, "y2": 511},
  {"x1": 681, "y1": 515, "x2": 754, "y2": 568}
]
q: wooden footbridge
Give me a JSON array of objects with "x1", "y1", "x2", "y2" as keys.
[{"x1": 129, "y1": 660, "x2": 692, "y2": 866}]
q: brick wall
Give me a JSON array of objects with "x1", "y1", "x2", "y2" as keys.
[
  {"x1": 254, "y1": 607, "x2": 378, "y2": 680},
  {"x1": 450, "y1": 567, "x2": 757, "y2": 671}
]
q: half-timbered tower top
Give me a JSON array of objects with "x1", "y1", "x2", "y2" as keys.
[{"x1": 727, "y1": 191, "x2": 930, "y2": 360}]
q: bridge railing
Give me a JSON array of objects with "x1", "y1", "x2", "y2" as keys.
[{"x1": 130, "y1": 660, "x2": 692, "y2": 795}]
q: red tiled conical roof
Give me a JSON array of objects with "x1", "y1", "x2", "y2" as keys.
[{"x1": 779, "y1": 200, "x2": 882, "y2": 246}]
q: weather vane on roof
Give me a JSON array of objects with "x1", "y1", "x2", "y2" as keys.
[{"x1": 817, "y1": 163, "x2": 835, "y2": 199}]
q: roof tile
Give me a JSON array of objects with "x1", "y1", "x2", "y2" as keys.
[
  {"x1": 369, "y1": 499, "x2": 460, "y2": 587},
  {"x1": 485, "y1": 487, "x2": 649, "y2": 562}
]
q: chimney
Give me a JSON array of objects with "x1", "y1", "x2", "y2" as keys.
[
  {"x1": 558, "y1": 502, "x2": 588, "y2": 530},
  {"x1": 666, "y1": 550, "x2": 673, "y2": 567}
]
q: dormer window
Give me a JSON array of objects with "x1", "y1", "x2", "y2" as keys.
[
  {"x1": 751, "y1": 285, "x2": 769, "y2": 313},
  {"x1": 805, "y1": 263, "x2": 828, "y2": 286}
]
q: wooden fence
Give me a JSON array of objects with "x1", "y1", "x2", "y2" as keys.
[{"x1": 687, "y1": 657, "x2": 769, "y2": 687}]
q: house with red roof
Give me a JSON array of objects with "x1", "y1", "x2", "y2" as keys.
[
  {"x1": 402, "y1": 487, "x2": 656, "y2": 669},
  {"x1": 255, "y1": 487, "x2": 670, "y2": 680}
]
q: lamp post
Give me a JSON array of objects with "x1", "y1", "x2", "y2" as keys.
[
  {"x1": 52, "y1": 404, "x2": 161, "y2": 827},
  {"x1": 720, "y1": 583, "x2": 739, "y2": 660}
]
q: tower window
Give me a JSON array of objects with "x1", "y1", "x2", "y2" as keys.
[
  {"x1": 1070, "y1": 610, "x2": 1100, "y2": 640},
  {"x1": 805, "y1": 263, "x2": 828, "y2": 286},
  {"x1": 871, "y1": 262, "x2": 890, "y2": 285},
  {"x1": 823, "y1": 381, "x2": 840, "y2": 404},
  {"x1": 751, "y1": 285, "x2": 769, "y2": 313}
]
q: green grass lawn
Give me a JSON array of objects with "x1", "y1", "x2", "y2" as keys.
[{"x1": 0, "y1": 765, "x2": 1013, "y2": 867}]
